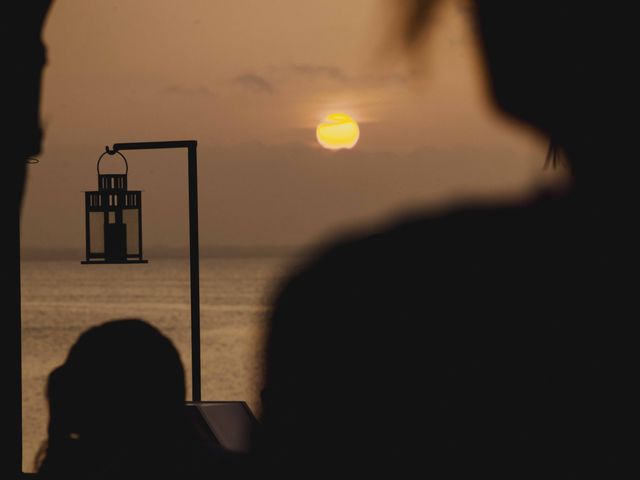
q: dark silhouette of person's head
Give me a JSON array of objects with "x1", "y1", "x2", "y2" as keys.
[
  {"x1": 255, "y1": 2, "x2": 640, "y2": 478},
  {"x1": 37, "y1": 319, "x2": 220, "y2": 479},
  {"x1": 403, "y1": 1, "x2": 637, "y2": 194},
  {"x1": 53, "y1": 318, "x2": 184, "y2": 436}
]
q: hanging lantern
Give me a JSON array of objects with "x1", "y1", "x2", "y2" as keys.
[{"x1": 82, "y1": 148, "x2": 147, "y2": 264}]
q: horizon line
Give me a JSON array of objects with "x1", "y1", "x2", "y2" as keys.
[{"x1": 21, "y1": 245, "x2": 310, "y2": 261}]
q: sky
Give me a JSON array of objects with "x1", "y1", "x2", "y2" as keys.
[{"x1": 21, "y1": 0, "x2": 566, "y2": 256}]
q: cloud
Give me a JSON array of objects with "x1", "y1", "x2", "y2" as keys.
[
  {"x1": 267, "y1": 63, "x2": 408, "y2": 87},
  {"x1": 163, "y1": 84, "x2": 213, "y2": 96},
  {"x1": 288, "y1": 64, "x2": 349, "y2": 82},
  {"x1": 358, "y1": 72, "x2": 409, "y2": 86},
  {"x1": 232, "y1": 73, "x2": 275, "y2": 95}
]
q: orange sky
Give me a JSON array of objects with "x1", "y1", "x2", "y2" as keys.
[{"x1": 22, "y1": 0, "x2": 564, "y2": 253}]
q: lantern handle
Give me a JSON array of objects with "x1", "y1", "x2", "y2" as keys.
[{"x1": 97, "y1": 147, "x2": 129, "y2": 175}]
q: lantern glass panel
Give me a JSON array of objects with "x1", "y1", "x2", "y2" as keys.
[
  {"x1": 123, "y1": 209, "x2": 139, "y2": 255},
  {"x1": 89, "y1": 211, "x2": 104, "y2": 255}
]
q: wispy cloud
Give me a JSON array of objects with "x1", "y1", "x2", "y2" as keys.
[
  {"x1": 288, "y1": 64, "x2": 349, "y2": 82},
  {"x1": 229, "y1": 64, "x2": 408, "y2": 101},
  {"x1": 268, "y1": 64, "x2": 408, "y2": 87},
  {"x1": 232, "y1": 73, "x2": 275, "y2": 95},
  {"x1": 358, "y1": 72, "x2": 409, "y2": 86},
  {"x1": 163, "y1": 84, "x2": 213, "y2": 96}
]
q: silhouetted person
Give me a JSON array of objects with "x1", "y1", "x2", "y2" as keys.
[
  {"x1": 254, "y1": 2, "x2": 640, "y2": 478},
  {"x1": 36, "y1": 319, "x2": 227, "y2": 479},
  {"x1": 3, "y1": 2, "x2": 53, "y2": 476}
]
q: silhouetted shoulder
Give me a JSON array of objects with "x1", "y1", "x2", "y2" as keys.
[
  {"x1": 264, "y1": 189, "x2": 583, "y2": 383},
  {"x1": 259, "y1": 189, "x2": 640, "y2": 476},
  {"x1": 275, "y1": 189, "x2": 579, "y2": 300}
]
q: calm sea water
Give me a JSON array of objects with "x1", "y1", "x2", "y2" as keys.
[{"x1": 21, "y1": 256, "x2": 298, "y2": 472}]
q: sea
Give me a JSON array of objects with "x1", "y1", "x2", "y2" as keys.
[{"x1": 20, "y1": 255, "x2": 300, "y2": 472}]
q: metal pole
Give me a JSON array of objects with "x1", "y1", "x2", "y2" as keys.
[
  {"x1": 111, "y1": 140, "x2": 201, "y2": 401},
  {"x1": 187, "y1": 143, "x2": 201, "y2": 402}
]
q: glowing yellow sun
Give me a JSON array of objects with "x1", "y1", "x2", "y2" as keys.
[{"x1": 316, "y1": 113, "x2": 360, "y2": 150}]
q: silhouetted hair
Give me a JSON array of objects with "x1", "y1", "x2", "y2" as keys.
[
  {"x1": 400, "y1": 0, "x2": 439, "y2": 47},
  {"x1": 36, "y1": 319, "x2": 187, "y2": 476},
  {"x1": 402, "y1": 1, "x2": 637, "y2": 188}
]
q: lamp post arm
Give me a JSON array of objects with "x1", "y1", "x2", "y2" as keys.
[{"x1": 110, "y1": 140, "x2": 197, "y2": 152}]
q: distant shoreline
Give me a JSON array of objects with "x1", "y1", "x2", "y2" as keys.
[{"x1": 21, "y1": 246, "x2": 308, "y2": 261}]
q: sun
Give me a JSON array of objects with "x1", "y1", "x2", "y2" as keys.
[{"x1": 316, "y1": 113, "x2": 360, "y2": 150}]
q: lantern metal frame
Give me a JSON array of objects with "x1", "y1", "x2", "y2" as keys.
[{"x1": 82, "y1": 149, "x2": 148, "y2": 265}]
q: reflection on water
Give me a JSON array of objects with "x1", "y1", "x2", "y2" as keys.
[{"x1": 21, "y1": 256, "x2": 297, "y2": 472}]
